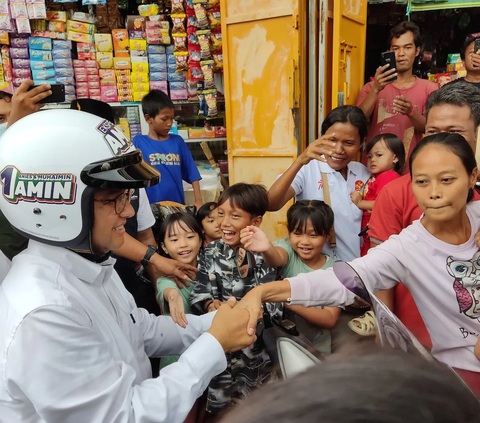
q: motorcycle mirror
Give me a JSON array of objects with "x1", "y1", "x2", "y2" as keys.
[
  {"x1": 235, "y1": 247, "x2": 254, "y2": 279},
  {"x1": 333, "y1": 261, "x2": 434, "y2": 361}
]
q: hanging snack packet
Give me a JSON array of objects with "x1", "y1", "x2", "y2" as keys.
[
  {"x1": 187, "y1": 26, "x2": 199, "y2": 45},
  {"x1": 197, "y1": 90, "x2": 206, "y2": 117},
  {"x1": 189, "y1": 60, "x2": 203, "y2": 81},
  {"x1": 206, "y1": 0, "x2": 219, "y2": 9},
  {"x1": 173, "y1": 33, "x2": 187, "y2": 53},
  {"x1": 197, "y1": 29, "x2": 211, "y2": 60},
  {"x1": 187, "y1": 14, "x2": 197, "y2": 29},
  {"x1": 188, "y1": 43, "x2": 201, "y2": 62},
  {"x1": 200, "y1": 59, "x2": 214, "y2": 89},
  {"x1": 171, "y1": 14, "x2": 186, "y2": 33},
  {"x1": 171, "y1": 0, "x2": 185, "y2": 14},
  {"x1": 210, "y1": 31, "x2": 222, "y2": 54},
  {"x1": 213, "y1": 53, "x2": 223, "y2": 72},
  {"x1": 174, "y1": 51, "x2": 189, "y2": 72},
  {"x1": 205, "y1": 89, "x2": 217, "y2": 117},
  {"x1": 193, "y1": 0, "x2": 209, "y2": 30},
  {"x1": 207, "y1": 6, "x2": 220, "y2": 30}
]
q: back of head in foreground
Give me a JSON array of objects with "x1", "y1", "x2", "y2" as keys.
[
  {"x1": 221, "y1": 352, "x2": 480, "y2": 423},
  {"x1": 0, "y1": 109, "x2": 159, "y2": 254}
]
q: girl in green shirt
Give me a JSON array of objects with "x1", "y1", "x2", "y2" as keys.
[
  {"x1": 240, "y1": 200, "x2": 340, "y2": 354},
  {"x1": 156, "y1": 212, "x2": 203, "y2": 368}
]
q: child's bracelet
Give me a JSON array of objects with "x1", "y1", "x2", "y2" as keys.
[{"x1": 204, "y1": 299, "x2": 213, "y2": 312}]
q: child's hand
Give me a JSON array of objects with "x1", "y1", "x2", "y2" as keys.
[
  {"x1": 165, "y1": 289, "x2": 188, "y2": 328},
  {"x1": 475, "y1": 337, "x2": 480, "y2": 361},
  {"x1": 351, "y1": 191, "x2": 362, "y2": 206},
  {"x1": 208, "y1": 299, "x2": 223, "y2": 312},
  {"x1": 240, "y1": 226, "x2": 271, "y2": 252}
]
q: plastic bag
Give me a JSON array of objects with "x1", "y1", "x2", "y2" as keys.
[
  {"x1": 207, "y1": 6, "x2": 220, "y2": 30},
  {"x1": 193, "y1": 0, "x2": 209, "y2": 30},
  {"x1": 173, "y1": 33, "x2": 187, "y2": 53},
  {"x1": 210, "y1": 31, "x2": 222, "y2": 54},
  {"x1": 197, "y1": 29, "x2": 211, "y2": 60},
  {"x1": 200, "y1": 59, "x2": 215, "y2": 89},
  {"x1": 171, "y1": 0, "x2": 185, "y2": 14},
  {"x1": 205, "y1": 89, "x2": 217, "y2": 117},
  {"x1": 213, "y1": 53, "x2": 223, "y2": 72},
  {"x1": 174, "y1": 51, "x2": 189, "y2": 72},
  {"x1": 171, "y1": 14, "x2": 186, "y2": 33}
]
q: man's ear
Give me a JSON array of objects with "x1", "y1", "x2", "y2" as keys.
[
  {"x1": 252, "y1": 215, "x2": 263, "y2": 227},
  {"x1": 415, "y1": 46, "x2": 421, "y2": 57}
]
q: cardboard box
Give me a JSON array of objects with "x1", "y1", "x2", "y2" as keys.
[
  {"x1": 67, "y1": 20, "x2": 96, "y2": 35},
  {"x1": 94, "y1": 34, "x2": 113, "y2": 52},
  {"x1": 114, "y1": 57, "x2": 131, "y2": 70},
  {"x1": 96, "y1": 52, "x2": 113, "y2": 69},
  {"x1": 188, "y1": 127, "x2": 206, "y2": 139},
  {"x1": 129, "y1": 39, "x2": 147, "y2": 51},
  {"x1": 112, "y1": 29, "x2": 129, "y2": 52}
]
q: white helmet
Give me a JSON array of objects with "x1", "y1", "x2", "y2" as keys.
[{"x1": 0, "y1": 109, "x2": 160, "y2": 251}]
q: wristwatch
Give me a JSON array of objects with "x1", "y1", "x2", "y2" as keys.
[{"x1": 141, "y1": 245, "x2": 158, "y2": 268}]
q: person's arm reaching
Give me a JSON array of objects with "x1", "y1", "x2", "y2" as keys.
[
  {"x1": 357, "y1": 65, "x2": 397, "y2": 118},
  {"x1": 268, "y1": 134, "x2": 337, "y2": 211},
  {"x1": 285, "y1": 304, "x2": 340, "y2": 329},
  {"x1": 7, "y1": 80, "x2": 52, "y2": 127},
  {"x1": 240, "y1": 226, "x2": 288, "y2": 268},
  {"x1": 191, "y1": 180, "x2": 203, "y2": 210}
]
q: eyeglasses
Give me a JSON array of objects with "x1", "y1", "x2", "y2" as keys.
[{"x1": 95, "y1": 189, "x2": 134, "y2": 214}]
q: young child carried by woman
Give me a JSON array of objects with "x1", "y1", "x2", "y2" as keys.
[
  {"x1": 351, "y1": 133, "x2": 405, "y2": 257},
  {"x1": 240, "y1": 200, "x2": 340, "y2": 354}
]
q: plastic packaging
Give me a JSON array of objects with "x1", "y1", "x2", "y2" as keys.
[
  {"x1": 67, "y1": 20, "x2": 96, "y2": 35},
  {"x1": 32, "y1": 69, "x2": 55, "y2": 80},
  {"x1": 13, "y1": 58, "x2": 29, "y2": 69},
  {"x1": 173, "y1": 33, "x2": 187, "y2": 53},
  {"x1": 53, "y1": 58, "x2": 73, "y2": 69},
  {"x1": 149, "y1": 71, "x2": 167, "y2": 81},
  {"x1": 168, "y1": 71, "x2": 186, "y2": 82},
  {"x1": 55, "y1": 67, "x2": 74, "y2": 77},
  {"x1": 11, "y1": 37, "x2": 29, "y2": 48},
  {"x1": 148, "y1": 53, "x2": 166, "y2": 64},
  {"x1": 30, "y1": 60, "x2": 54, "y2": 70},
  {"x1": 193, "y1": 0, "x2": 209, "y2": 30},
  {"x1": 149, "y1": 62, "x2": 167, "y2": 73},
  {"x1": 94, "y1": 34, "x2": 113, "y2": 52},
  {"x1": 12, "y1": 67, "x2": 31, "y2": 78},
  {"x1": 197, "y1": 30, "x2": 211, "y2": 60},
  {"x1": 138, "y1": 4, "x2": 158, "y2": 17},
  {"x1": 52, "y1": 49, "x2": 71, "y2": 60},
  {"x1": 11, "y1": 48, "x2": 29, "y2": 59},
  {"x1": 64, "y1": 85, "x2": 76, "y2": 96},
  {"x1": 200, "y1": 59, "x2": 215, "y2": 88},
  {"x1": 172, "y1": 0, "x2": 185, "y2": 14},
  {"x1": 53, "y1": 40, "x2": 72, "y2": 50},
  {"x1": 147, "y1": 44, "x2": 165, "y2": 55},
  {"x1": 171, "y1": 14, "x2": 186, "y2": 34},
  {"x1": 210, "y1": 31, "x2": 222, "y2": 54},
  {"x1": 174, "y1": 51, "x2": 189, "y2": 72}
]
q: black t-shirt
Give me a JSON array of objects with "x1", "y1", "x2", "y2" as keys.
[
  {"x1": 446, "y1": 77, "x2": 480, "y2": 90},
  {"x1": 0, "y1": 211, "x2": 28, "y2": 260}
]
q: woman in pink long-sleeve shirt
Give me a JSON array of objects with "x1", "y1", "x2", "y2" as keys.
[{"x1": 240, "y1": 132, "x2": 480, "y2": 394}]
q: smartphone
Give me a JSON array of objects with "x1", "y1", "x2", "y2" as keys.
[
  {"x1": 475, "y1": 38, "x2": 480, "y2": 55},
  {"x1": 28, "y1": 84, "x2": 65, "y2": 104},
  {"x1": 381, "y1": 51, "x2": 397, "y2": 81}
]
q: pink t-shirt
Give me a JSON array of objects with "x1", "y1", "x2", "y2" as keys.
[
  {"x1": 357, "y1": 77, "x2": 438, "y2": 172},
  {"x1": 288, "y1": 201, "x2": 480, "y2": 372}
]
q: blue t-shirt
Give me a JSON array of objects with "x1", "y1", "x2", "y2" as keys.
[{"x1": 133, "y1": 134, "x2": 201, "y2": 204}]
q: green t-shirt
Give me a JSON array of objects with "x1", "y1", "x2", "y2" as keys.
[
  {"x1": 275, "y1": 239, "x2": 336, "y2": 355},
  {"x1": 156, "y1": 277, "x2": 196, "y2": 368}
]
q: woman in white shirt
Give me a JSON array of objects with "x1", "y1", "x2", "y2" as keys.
[
  {"x1": 241, "y1": 132, "x2": 480, "y2": 394},
  {"x1": 268, "y1": 106, "x2": 371, "y2": 261}
]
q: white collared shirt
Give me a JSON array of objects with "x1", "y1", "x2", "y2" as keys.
[
  {"x1": 290, "y1": 160, "x2": 371, "y2": 261},
  {"x1": 0, "y1": 241, "x2": 226, "y2": 423}
]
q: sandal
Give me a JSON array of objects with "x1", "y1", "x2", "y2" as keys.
[{"x1": 348, "y1": 310, "x2": 377, "y2": 336}]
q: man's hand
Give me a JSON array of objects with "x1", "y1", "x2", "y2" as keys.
[
  {"x1": 149, "y1": 253, "x2": 197, "y2": 288},
  {"x1": 297, "y1": 133, "x2": 337, "y2": 166},
  {"x1": 208, "y1": 297, "x2": 257, "y2": 352},
  {"x1": 208, "y1": 299, "x2": 223, "y2": 312},
  {"x1": 471, "y1": 51, "x2": 480, "y2": 68},
  {"x1": 350, "y1": 191, "x2": 363, "y2": 206},
  {"x1": 8, "y1": 80, "x2": 52, "y2": 128},
  {"x1": 372, "y1": 64, "x2": 397, "y2": 94},
  {"x1": 393, "y1": 95, "x2": 413, "y2": 116}
]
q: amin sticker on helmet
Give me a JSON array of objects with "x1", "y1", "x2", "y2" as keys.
[
  {"x1": 96, "y1": 120, "x2": 133, "y2": 156},
  {"x1": 0, "y1": 166, "x2": 76, "y2": 204}
]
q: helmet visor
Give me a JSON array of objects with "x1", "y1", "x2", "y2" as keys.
[{"x1": 81, "y1": 150, "x2": 160, "y2": 189}]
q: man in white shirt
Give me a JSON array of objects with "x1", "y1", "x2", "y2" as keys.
[{"x1": 0, "y1": 110, "x2": 255, "y2": 423}]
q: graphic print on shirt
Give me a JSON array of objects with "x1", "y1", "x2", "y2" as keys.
[
  {"x1": 355, "y1": 180, "x2": 365, "y2": 192},
  {"x1": 0, "y1": 165, "x2": 76, "y2": 204},
  {"x1": 149, "y1": 153, "x2": 180, "y2": 167},
  {"x1": 447, "y1": 251, "x2": 480, "y2": 320}
]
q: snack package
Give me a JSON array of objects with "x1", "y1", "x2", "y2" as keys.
[
  {"x1": 64, "y1": 85, "x2": 76, "y2": 96},
  {"x1": 171, "y1": 0, "x2": 185, "y2": 14},
  {"x1": 74, "y1": 72, "x2": 88, "y2": 82},
  {"x1": 150, "y1": 54, "x2": 167, "y2": 65},
  {"x1": 129, "y1": 39, "x2": 146, "y2": 51},
  {"x1": 116, "y1": 75, "x2": 132, "y2": 84},
  {"x1": 174, "y1": 51, "x2": 189, "y2": 72},
  {"x1": 52, "y1": 49, "x2": 71, "y2": 60},
  {"x1": 147, "y1": 44, "x2": 165, "y2": 55},
  {"x1": 193, "y1": 0, "x2": 209, "y2": 30},
  {"x1": 84, "y1": 59, "x2": 98, "y2": 69},
  {"x1": 200, "y1": 59, "x2": 214, "y2": 88},
  {"x1": 132, "y1": 82, "x2": 148, "y2": 92},
  {"x1": 96, "y1": 52, "x2": 113, "y2": 69},
  {"x1": 197, "y1": 30, "x2": 211, "y2": 60},
  {"x1": 131, "y1": 50, "x2": 148, "y2": 57},
  {"x1": 132, "y1": 62, "x2": 148, "y2": 73},
  {"x1": 146, "y1": 20, "x2": 169, "y2": 30},
  {"x1": 168, "y1": 71, "x2": 186, "y2": 82},
  {"x1": 188, "y1": 44, "x2": 201, "y2": 62},
  {"x1": 173, "y1": 33, "x2": 187, "y2": 53},
  {"x1": 210, "y1": 31, "x2": 222, "y2": 54},
  {"x1": 149, "y1": 80, "x2": 167, "y2": 91},
  {"x1": 117, "y1": 83, "x2": 132, "y2": 91},
  {"x1": 0, "y1": 32, "x2": 9, "y2": 46},
  {"x1": 138, "y1": 4, "x2": 158, "y2": 17},
  {"x1": 11, "y1": 48, "x2": 29, "y2": 59},
  {"x1": 30, "y1": 60, "x2": 54, "y2": 70},
  {"x1": 99, "y1": 68, "x2": 115, "y2": 79},
  {"x1": 16, "y1": 18, "x2": 31, "y2": 34},
  {"x1": 0, "y1": 1, "x2": 8, "y2": 15},
  {"x1": 115, "y1": 69, "x2": 131, "y2": 77},
  {"x1": 87, "y1": 74, "x2": 100, "y2": 82},
  {"x1": 186, "y1": 79, "x2": 197, "y2": 99},
  {"x1": 112, "y1": 29, "x2": 129, "y2": 52},
  {"x1": 53, "y1": 40, "x2": 72, "y2": 50},
  {"x1": 78, "y1": 52, "x2": 96, "y2": 60},
  {"x1": 133, "y1": 91, "x2": 148, "y2": 102},
  {"x1": 32, "y1": 69, "x2": 55, "y2": 80},
  {"x1": 64, "y1": 94, "x2": 76, "y2": 103},
  {"x1": 149, "y1": 62, "x2": 167, "y2": 73},
  {"x1": 88, "y1": 88, "x2": 101, "y2": 97},
  {"x1": 11, "y1": 37, "x2": 29, "y2": 48},
  {"x1": 46, "y1": 10, "x2": 67, "y2": 22},
  {"x1": 166, "y1": 44, "x2": 175, "y2": 54},
  {"x1": 189, "y1": 59, "x2": 203, "y2": 81},
  {"x1": 170, "y1": 89, "x2": 188, "y2": 100},
  {"x1": 55, "y1": 67, "x2": 74, "y2": 77},
  {"x1": 53, "y1": 58, "x2": 73, "y2": 69},
  {"x1": 170, "y1": 81, "x2": 187, "y2": 90},
  {"x1": 114, "y1": 57, "x2": 131, "y2": 70},
  {"x1": 11, "y1": 3, "x2": 28, "y2": 19},
  {"x1": 88, "y1": 80, "x2": 100, "y2": 89},
  {"x1": 205, "y1": 89, "x2": 217, "y2": 117},
  {"x1": 149, "y1": 71, "x2": 166, "y2": 81},
  {"x1": 94, "y1": 34, "x2": 113, "y2": 52},
  {"x1": 67, "y1": 20, "x2": 96, "y2": 35},
  {"x1": 85, "y1": 67, "x2": 98, "y2": 75},
  {"x1": 13, "y1": 77, "x2": 29, "y2": 87},
  {"x1": 48, "y1": 21, "x2": 66, "y2": 32},
  {"x1": 130, "y1": 56, "x2": 148, "y2": 64},
  {"x1": 197, "y1": 89, "x2": 206, "y2": 117},
  {"x1": 67, "y1": 31, "x2": 94, "y2": 44},
  {"x1": 77, "y1": 43, "x2": 96, "y2": 53},
  {"x1": 12, "y1": 67, "x2": 31, "y2": 78},
  {"x1": 128, "y1": 30, "x2": 145, "y2": 40},
  {"x1": 213, "y1": 53, "x2": 223, "y2": 72},
  {"x1": 207, "y1": 6, "x2": 220, "y2": 30},
  {"x1": 171, "y1": 14, "x2": 186, "y2": 33},
  {"x1": 76, "y1": 86, "x2": 89, "y2": 98}
]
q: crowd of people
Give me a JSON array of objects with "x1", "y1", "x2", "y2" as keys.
[{"x1": 0, "y1": 19, "x2": 480, "y2": 423}]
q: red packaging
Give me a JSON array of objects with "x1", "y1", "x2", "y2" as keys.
[
  {"x1": 214, "y1": 126, "x2": 226, "y2": 137},
  {"x1": 78, "y1": 52, "x2": 96, "y2": 61},
  {"x1": 89, "y1": 88, "x2": 101, "y2": 96},
  {"x1": 88, "y1": 74, "x2": 100, "y2": 82},
  {"x1": 77, "y1": 86, "x2": 89, "y2": 97},
  {"x1": 84, "y1": 60, "x2": 98, "y2": 69},
  {"x1": 76, "y1": 82, "x2": 89, "y2": 90},
  {"x1": 86, "y1": 67, "x2": 98, "y2": 75},
  {"x1": 88, "y1": 81, "x2": 100, "y2": 89},
  {"x1": 90, "y1": 95, "x2": 102, "y2": 101},
  {"x1": 73, "y1": 59, "x2": 85, "y2": 68}
]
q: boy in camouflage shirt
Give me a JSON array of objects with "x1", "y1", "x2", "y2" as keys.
[{"x1": 190, "y1": 183, "x2": 282, "y2": 415}]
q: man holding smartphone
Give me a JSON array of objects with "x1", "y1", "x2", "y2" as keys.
[
  {"x1": 447, "y1": 33, "x2": 480, "y2": 90},
  {"x1": 357, "y1": 21, "x2": 438, "y2": 172}
]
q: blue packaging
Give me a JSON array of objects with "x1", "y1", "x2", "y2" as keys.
[
  {"x1": 55, "y1": 67, "x2": 74, "y2": 78},
  {"x1": 32, "y1": 69, "x2": 56, "y2": 80},
  {"x1": 167, "y1": 72, "x2": 186, "y2": 82},
  {"x1": 30, "y1": 60, "x2": 55, "y2": 70},
  {"x1": 167, "y1": 54, "x2": 176, "y2": 66},
  {"x1": 167, "y1": 62, "x2": 177, "y2": 73},
  {"x1": 147, "y1": 44, "x2": 165, "y2": 55},
  {"x1": 33, "y1": 79, "x2": 54, "y2": 85},
  {"x1": 64, "y1": 85, "x2": 76, "y2": 96},
  {"x1": 65, "y1": 95, "x2": 77, "y2": 103},
  {"x1": 30, "y1": 50, "x2": 53, "y2": 61},
  {"x1": 149, "y1": 54, "x2": 166, "y2": 64},
  {"x1": 165, "y1": 45, "x2": 175, "y2": 54},
  {"x1": 53, "y1": 40, "x2": 72, "y2": 50},
  {"x1": 56, "y1": 76, "x2": 75, "y2": 85},
  {"x1": 150, "y1": 72, "x2": 168, "y2": 81},
  {"x1": 54, "y1": 58, "x2": 73, "y2": 69},
  {"x1": 169, "y1": 81, "x2": 187, "y2": 90},
  {"x1": 129, "y1": 30, "x2": 145, "y2": 40},
  {"x1": 52, "y1": 49, "x2": 71, "y2": 60},
  {"x1": 149, "y1": 62, "x2": 167, "y2": 73},
  {"x1": 29, "y1": 37, "x2": 52, "y2": 51}
]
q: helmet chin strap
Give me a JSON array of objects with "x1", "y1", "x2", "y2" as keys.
[{"x1": 68, "y1": 230, "x2": 112, "y2": 264}]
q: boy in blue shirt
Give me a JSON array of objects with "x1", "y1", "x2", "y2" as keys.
[{"x1": 133, "y1": 90, "x2": 203, "y2": 208}]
